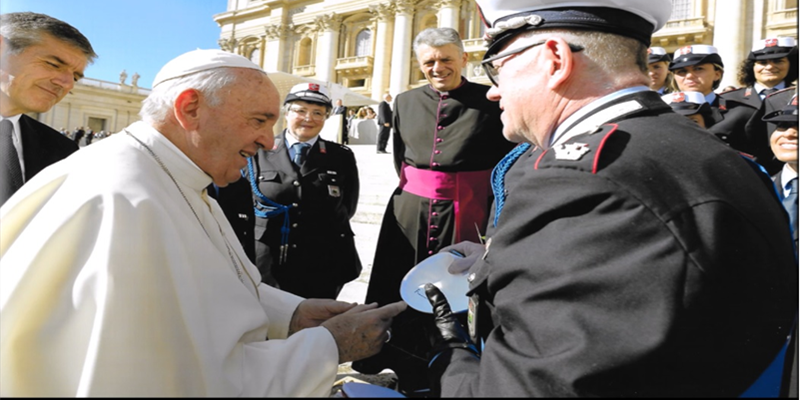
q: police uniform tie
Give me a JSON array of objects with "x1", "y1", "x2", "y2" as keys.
[
  {"x1": 291, "y1": 142, "x2": 310, "y2": 166},
  {"x1": 783, "y1": 177, "x2": 798, "y2": 238},
  {"x1": 761, "y1": 87, "x2": 778, "y2": 99},
  {"x1": 0, "y1": 119, "x2": 23, "y2": 207}
]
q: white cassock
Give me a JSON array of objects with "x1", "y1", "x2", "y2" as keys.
[{"x1": 0, "y1": 121, "x2": 339, "y2": 397}]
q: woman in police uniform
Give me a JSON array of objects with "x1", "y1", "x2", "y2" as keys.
[{"x1": 247, "y1": 83, "x2": 361, "y2": 299}]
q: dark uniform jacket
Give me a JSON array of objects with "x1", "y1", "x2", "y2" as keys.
[
  {"x1": 438, "y1": 90, "x2": 798, "y2": 397},
  {"x1": 250, "y1": 132, "x2": 361, "y2": 299},
  {"x1": 2, "y1": 115, "x2": 79, "y2": 206},
  {"x1": 707, "y1": 92, "x2": 767, "y2": 162},
  {"x1": 206, "y1": 178, "x2": 256, "y2": 263},
  {"x1": 352, "y1": 79, "x2": 515, "y2": 390}
]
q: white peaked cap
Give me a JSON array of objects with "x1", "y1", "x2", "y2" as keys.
[{"x1": 152, "y1": 49, "x2": 263, "y2": 88}]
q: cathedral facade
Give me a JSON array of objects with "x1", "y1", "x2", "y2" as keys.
[{"x1": 213, "y1": 0, "x2": 798, "y2": 101}]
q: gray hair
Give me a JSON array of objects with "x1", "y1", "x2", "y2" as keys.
[
  {"x1": 0, "y1": 12, "x2": 97, "y2": 62},
  {"x1": 139, "y1": 67, "x2": 248, "y2": 123},
  {"x1": 522, "y1": 29, "x2": 648, "y2": 78},
  {"x1": 413, "y1": 27, "x2": 464, "y2": 56}
]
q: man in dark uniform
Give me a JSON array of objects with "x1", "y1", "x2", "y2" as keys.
[
  {"x1": 0, "y1": 12, "x2": 96, "y2": 207},
  {"x1": 420, "y1": 0, "x2": 798, "y2": 397},
  {"x1": 376, "y1": 93, "x2": 392, "y2": 153},
  {"x1": 352, "y1": 27, "x2": 515, "y2": 396},
  {"x1": 245, "y1": 83, "x2": 361, "y2": 299}
]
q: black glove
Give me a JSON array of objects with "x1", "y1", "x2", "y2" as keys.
[{"x1": 425, "y1": 283, "x2": 480, "y2": 396}]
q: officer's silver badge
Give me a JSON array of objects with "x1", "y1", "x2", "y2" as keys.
[
  {"x1": 328, "y1": 185, "x2": 341, "y2": 197},
  {"x1": 554, "y1": 143, "x2": 590, "y2": 160}
]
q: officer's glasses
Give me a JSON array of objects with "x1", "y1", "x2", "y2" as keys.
[
  {"x1": 481, "y1": 41, "x2": 584, "y2": 86},
  {"x1": 289, "y1": 107, "x2": 328, "y2": 121}
]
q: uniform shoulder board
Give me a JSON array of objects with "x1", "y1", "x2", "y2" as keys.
[
  {"x1": 767, "y1": 86, "x2": 796, "y2": 99},
  {"x1": 534, "y1": 124, "x2": 620, "y2": 174}
]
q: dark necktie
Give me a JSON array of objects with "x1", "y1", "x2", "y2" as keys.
[
  {"x1": 291, "y1": 142, "x2": 310, "y2": 167},
  {"x1": 783, "y1": 177, "x2": 798, "y2": 239},
  {"x1": 0, "y1": 119, "x2": 23, "y2": 207},
  {"x1": 761, "y1": 87, "x2": 778, "y2": 99}
]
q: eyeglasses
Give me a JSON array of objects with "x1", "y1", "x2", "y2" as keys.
[
  {"x1": 481, "y1": 41, "x2": 584, "y2": 86},
  {"x1": 288, "y1": 107, "x2": 328, "y2": 121}
]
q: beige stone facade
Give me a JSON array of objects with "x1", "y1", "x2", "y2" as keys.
[
  {"x1": 35, "y1": 78, "x2": 148, "y2": 135},
  {"x1": 214, "y1": 0, "x2": 798, "y2": 98}
]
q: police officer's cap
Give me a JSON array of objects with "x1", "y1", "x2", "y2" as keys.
[
  {"x1": 748, "y1": 37, "x2": 798, "y2": 61},
  {"x1": 762, "y1": 94, "x2": 798, "y2": 124},
  {"x1": 648, "y1": 47, "x2": 672, "y2": 64},
  {"x1": 662, "y1": 91, "x2": 712, "y2": 117},
  {"x1": 669, "y1": 45, "x2": 724, "y2": 71},
  {"x1": 476, "y1": 0, "x2": 673, "y2": 59},
  {"x1": 284, "y1": 83, "x2": 333, "y2": 108}
]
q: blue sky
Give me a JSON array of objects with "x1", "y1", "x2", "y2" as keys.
[{"x1": 1, "y1": 0, "x2": 228, "y2": 88}]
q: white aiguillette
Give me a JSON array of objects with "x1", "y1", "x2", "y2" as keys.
[{"x1": 400, "y1": 251, "x2": 469, "y2": 314}]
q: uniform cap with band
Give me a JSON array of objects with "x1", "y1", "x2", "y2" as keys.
[
  {"x1": 762, "y1": 94, "x2": 799, "y2": 123},
  {"x1": 152, "y1": 49, "x2": 263, "y2": 88},
  {"x1": 749, "y1": 37, "x2": 798, "y2": 61},
  {"x1": 284, "y1": 83, "x2": 333, "y2": 109},
  {"x1": 669, "y1": 45, "x2": 723, "y2": 71},
  {"x1": 661, "y1": 91, "x2": 712, "y2": 116},
  {"x1": 648, "y1": 46, "x2": 672, "y2": 64},
  {"x1": 475, "y1": 0, "x2": 673, "y2": 59}
]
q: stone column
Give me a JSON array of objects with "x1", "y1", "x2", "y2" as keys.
[
  {"x1": 712, "y1": 0, "x2": 747, "y2": 89},
  {"x1": 370, "y1": 3, "x2": 394, "y2": 100},
  {"x1": 265, "y1": 24, "x2": 290, "y2": 72},
  {"x1": 437, "y1": 0, "x2": 462, "y2": 30},
  {"x1": 315, "y1": 13, "x2": 342, "y2": 84},
  {"x1": 390, "y1": 0, "x2": 416, "y2": 95}
]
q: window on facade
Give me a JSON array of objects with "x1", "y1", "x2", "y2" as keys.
[
  {"x1": 784, "y1": 0, "x2": 798, "y2": 9},
  {"x1": 670, "y1": 0, "x2": 691, "y2": 20},
  {"x1": 250, "y1": 48, "x2": 261, "y2": 66},
  {"x1": 356, "y1": 29, "x2": 372, "y2": 57},
  {"x1": 298, "y1": 37, "x2": 313, "y2": 66},
  {"x1": 88, "y1": 117, "x2": 106, "y2": 133},
  {"x1": 348, "y1": 78, "x2": 366, "y2": 88}
]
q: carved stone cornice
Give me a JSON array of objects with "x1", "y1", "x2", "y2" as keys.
[
  {"x1": 265, "y1": 23, "x2": 292, "y2": 40},
  {"x1": 218, "y1": 36, "x2": 237, "y2": 52},
  {"x1": 315, "y1": 13, "x2": 342, "y2": 31},
  {"x1": 394, "y1": 0, "x2": 416, "y2": 15},
  {"x1": 433, "y1": 0, "x2": 461, "y2": 9},
  {"x1": 369, "y1": 3, "x2": 395, "y2": 21}
]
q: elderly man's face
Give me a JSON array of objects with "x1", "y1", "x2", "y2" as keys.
[
  {"x1": 195, "y1": 69, "x2": 280, "y2": 186},
  {"x1": 416, "y1": 43, "x2": 467, "y2": 92},
  {"x1": 0, "y1": 33, "x2": 88, "y2": 117}
]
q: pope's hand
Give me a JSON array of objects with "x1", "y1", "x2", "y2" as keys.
[{"x1": 320, "y1": 300, "x2": 407, "y2": 363}]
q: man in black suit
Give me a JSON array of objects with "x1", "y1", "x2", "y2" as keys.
[
  {"x1": 0, "y1": 12, "x2": 96, "y2": 207},
  {"x1": 331, "y1": 98, "x2": 349, "y2": 144},
  {"x1": 376, "y1": 93, "x2": 392, "y2": 153}
]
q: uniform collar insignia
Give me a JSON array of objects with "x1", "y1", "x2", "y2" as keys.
[{"x1": 554, "y1": 142, "x2": 591, "y2": 160}]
